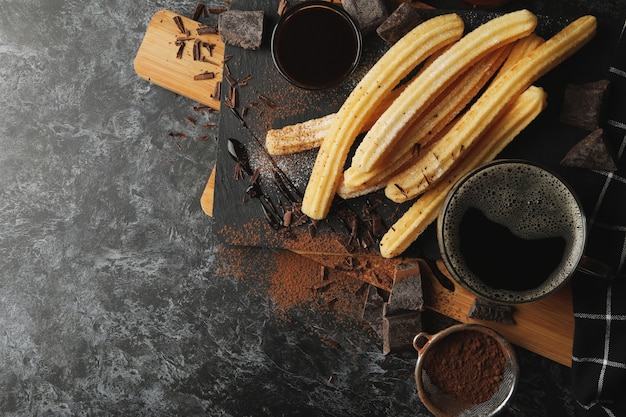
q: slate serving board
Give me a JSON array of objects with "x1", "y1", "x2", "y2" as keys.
[{"x1": 213, "y1": 0, "x2": 622, "y2": 260}]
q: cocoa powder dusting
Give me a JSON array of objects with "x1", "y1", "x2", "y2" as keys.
[
  {"x1": 422, "y1": 330, "x2": 507, "y2": 406},
  {"x1": 215, "y1": 247, "x2": 367, "y2": 321}
]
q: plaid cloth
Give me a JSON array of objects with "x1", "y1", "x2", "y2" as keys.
[{"x1": 571, "y1": 20, "x2": 626, "y2": 417}]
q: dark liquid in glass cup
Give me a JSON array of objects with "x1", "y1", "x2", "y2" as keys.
[{"x1": 271, "y1": 1, "x2": 362, "y2": 90}]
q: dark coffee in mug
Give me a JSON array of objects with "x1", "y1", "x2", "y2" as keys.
[{"x1": 438, "y1": 160, "x2": 587, "y2": 303}]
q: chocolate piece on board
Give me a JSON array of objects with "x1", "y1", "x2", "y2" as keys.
[
  {"x1": 561, "y1": 128, "x2": 619, "y2": 172},
  {"x1": 386, "y1": 260, "x2": 424, "y2": 316},
  {"x1": 376, "y1": 3, "x2": 425, "y2": 44},
  {"x1": 468, "y1": 298, "x2": 515, "y2": 324},
  {"x1": 342, "y1": 0, "x2": 388, "y2": 35},
  {"x1": 382, "y1": 303, "x2": 423, "y2": 355},
  {"x1": 559, "y1": 79, "x2": 610, "y2": 131},
  {"x1": 362, "y1": 285, "x2": 387, "y2": 338},
  {"x1": 218, "y1": 10, "x2": 264, "y2": 50}
]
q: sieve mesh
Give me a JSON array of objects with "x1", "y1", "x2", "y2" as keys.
[
  {"x1": 420, "y1": 356, "x2": 517, "y2": 416},
  {"x1": 414, "y1": 325, "x2": 519, "y2": 417}
]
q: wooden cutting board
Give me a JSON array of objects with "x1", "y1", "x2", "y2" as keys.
[
  {"x1": 134, "y1": 9, "x2": 225, "y2": 110},
  {"x1": 135, "y1": 5, "x2": 625, "y2": 368}
]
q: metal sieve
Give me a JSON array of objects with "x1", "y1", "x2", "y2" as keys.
[{"x1": 413, "y1": 324, "x2": 519, "y2": 417}]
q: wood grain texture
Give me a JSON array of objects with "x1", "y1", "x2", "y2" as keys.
[{"x1": 134, "y1": 10, "x2": 224, "y2": 110}]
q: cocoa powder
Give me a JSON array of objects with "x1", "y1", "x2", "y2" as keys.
[
  {"x1": 214, "y1": 246, "x2": 368, "y2": 321},
  {"x1": 422, "y1": 329, "x2": 507, "y2": 406}
]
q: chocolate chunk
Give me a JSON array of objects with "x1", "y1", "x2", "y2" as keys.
[
  {"x1": 561, "y1": 128, "x2": 618, "y2": 172},
  {"x1": 376, "y1": 3, "x2": 424, "y2": 45},
  {"x1": 468, "y1": 298, "x2": 515, "y2": 324},
  {"x1": 342, "y1": 0, "x2": 388, "y2": 35},
  {"x1": 559, "y1": 79, "x2": 610, "y2": 131},
  {"x1": 218, "y1": 10, "x2": 264, "y2": 50},
  {"x1": 386, "y1": 260, "x2": 423, "y2": 316},
  {"x1": 362, "y1": 285, "x2": 387, "y2": 338},
  {"x1": 382, "y1": 303, "x2": 422, "y2": 355}
]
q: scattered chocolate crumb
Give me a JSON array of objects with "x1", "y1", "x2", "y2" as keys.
[
  {"x1": 175, "y1": 41, "x2": 186, "y2": 59},
  {"x1": 212, "y1": 81, "x2": 222, "y2": 99},
  {"x1": 192, "y1": 3, "x2": 206, "y2": 21},
  {"x1": 185, "y1": 116, "x2": 197, "y2": 125},
  {"x1": 197, "y1": 25, "x2": 218, "y2": 35},
  {"x1": 257, "y1": 94, "x2": 277, "y2": 108},
  {"x1": 193, "y1": 71, "x2": 216, "y2": 81},
  {"x1": 227, "y1": 85, "x2": 238, "y2": 108},
  {"x1": 173, "y1": 15, "x2": 186, "y2": 34},
  {"x1": 193, "y1": 39, "x2": 202, "y2": 61},
  {"x1": 239, "y1": 74, "x2": 253, "y2": 87},
  {"x1": 207, "y1": 7, "x2": 227, "y2": 14},
  {"x1": 202, "y1": 41, "x2": 216, "y2": 56},
  {"x1": 320, "y1": 337, "x2": 341, "y2": 350}
]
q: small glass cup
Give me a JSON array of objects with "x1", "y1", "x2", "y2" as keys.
[{"x1": 271, "y1": 1, "x2": 362, "y2": 90}]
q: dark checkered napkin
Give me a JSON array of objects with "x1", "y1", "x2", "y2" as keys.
[{"x1": 572, "y1": 20, "x2": 626, "y2": 417}]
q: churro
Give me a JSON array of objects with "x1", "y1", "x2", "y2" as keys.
[
  {"x1": 386, "y1": 15, "x2": 597, "y2": 200},
  {"x1": 266, "y1": 113, "x2": 334, "y2": 155},
  {"x1": 349, "y1": 10, "x2": 538, "y2": 174},
  {"x1": 265, "y1": 80, "x2": 411, "y2": 155},
  {"x1": 342, "y1": 42, "x2": 512, "y2": 191},
  {"x1": 380, "y1": 85, "x2": 548, "y2": 258},
  {"x1": 301, "y1": 14, "x2": 465, "y2": 220}
]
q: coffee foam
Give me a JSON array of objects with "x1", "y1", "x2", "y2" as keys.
[{"x1": 440, "y1": 161, "x2": 586, "y2": 303}]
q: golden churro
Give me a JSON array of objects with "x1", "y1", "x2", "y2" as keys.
[
  {"x1": 379, "y1": 85, "x2": 548, "y2": 258},
  {"x1": 266, "y1": 113, "x2": 334, "y2": 155},
  {"x1": 301, "y1": 14, "x2": 465, "y2": 220},
  {"x1": 382, "y1": 34, "x2": 544, "y2": 202},
  {"x1": 265, "y1": 80, "x2": 412, "y2": 155},
  {"x1": 386, "y1": 15, "x2": 597, "y2": 201},
  {"x1": 495, "y1": 33, "x2": 545, "y2": 79},
  {"x1": 349, "y1": 10, "x2": 538, "y2": 174},
  {"x1": 342, "y1": 42, "x2": 512, "y2": 191}
]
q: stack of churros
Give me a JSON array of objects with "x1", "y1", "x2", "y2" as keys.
[{"x1": 264, "y1": 11, "x2": 597, "y2": 257}]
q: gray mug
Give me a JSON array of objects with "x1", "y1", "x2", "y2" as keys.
[{"x1": 437, "y1": 159, "x2": 612, "y2": 304}]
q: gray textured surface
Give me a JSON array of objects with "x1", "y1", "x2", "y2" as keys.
[{"x1": 0, "y1": 0, "x2": 624, "y2": 416}]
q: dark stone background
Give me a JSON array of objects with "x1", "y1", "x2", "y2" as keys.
[{"x1": 1, "y1": 0, "x2": 624, "y2": 416}]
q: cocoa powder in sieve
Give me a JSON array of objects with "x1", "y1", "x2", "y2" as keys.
[{"x1": 422, "y1": 329, "x2": 507, "y2": 405}]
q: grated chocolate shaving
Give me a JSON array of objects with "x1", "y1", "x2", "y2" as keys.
[
  {"x1": 175, "y1": 41, "x2": 186, "y2": 59},
  {"x1": 193, "y1": 39, "x2": 201, "y2": 61},
  {"x1": 192, "y1": 3, "x2": 206, "y2": 21},
  {"x1": 173, "y1": 15, "x2": 186, "y2": 34},
  {"x1": 206, "y1": 7, "x2": 227, "y2": 14},
  {"x1": 197, "y1": 25, "x2": 218, "y2": 35},
  {"x1": 257, "y1": 94, "x2": 277, "y2": 108},
  {"x1": 193, "y1": 71, "x2": 216, "y2": 81}
]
